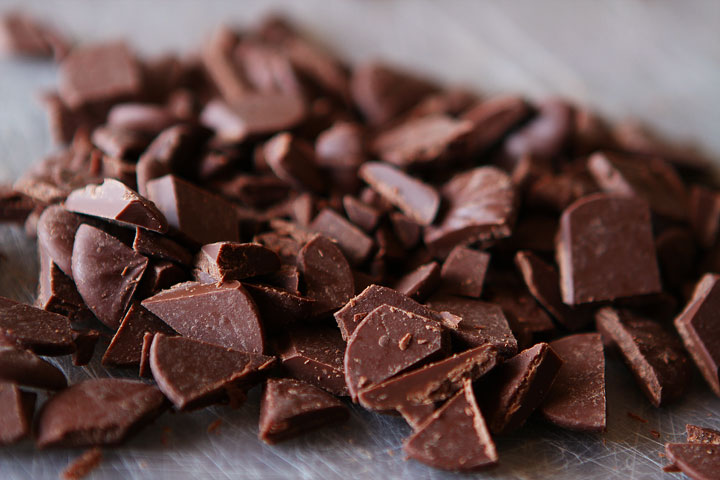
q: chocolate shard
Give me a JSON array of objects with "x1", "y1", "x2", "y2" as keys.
[
  {"x1": 502, "y1": 98, "x2": 573, "y2": 164},
  {"x1": 71, "y1": 329, "x2": 100, "y2": 366},
  {"x1": 149, "y1": 333, "x2": 275, "y2": 410},
  {"x1": 195, "y1": 242, "x2": 280, "y2": 283},
  {"x1": 481, "y1": 342, "x2": 563, "y2": 434},
  {"x1": 137, "y1": 260, "x2": 187, "y2": 298},
  {"x1": 558, "y1": 193, "x2": 662, "y2": 305},
  {"x1": 596, "y1": 307, "x2": 690, "y2": 407},
  {"x1": 687, "y1": 424, "x2": 720, "y2": 444},
  {"x1": 0, "y1": 382, "x2": 36, "y2": 446},
  {"x1": 342, "y1": 195, "x2": 380, "y2": 233},
  {"x1": 664, "y1": 443, "x2": 720, "y2": 480},
  {"x1": 394, "y1": 261, "x2": 440, "y2": 302},
  {"x1": 36, "y1": 378, "x2": 166, "y2": 448},
  {"x1": 258, "y1": 377, "x2": 349, "y2": 444},
  {"x1": 0, "y1": 303, "x2": 74, "y2": 356},
  {"x1": 359, "y1": 344, "x2": 497, "y2": 412},
  {"x1": 0, "y1": 345, "x2": 67, "y2": 389},
  {"x1": 36, "y1": 204, "x2": 85, "y2": 278},
  {"x1": 461, "y1": 95, "x2": 531, "y2": 155},
  {"x1": 403, "y1": 379, "x2": 498, "y2": 471},
  {"x1": 344, "y1": 304, "x2": 446, "y2": 400},
  {"x1": 264, "y1": 133, "x2": 326, "y2": 194},
  {"x1": 65, "y1": 179, "x2": 168, "y2": 233},
  {"x1": 439, "y1": 246, "x2": 490, "y2": 298},
  {"x1": 71, "y1": 224, "x2": 149, "y2": 329},
  {"x1": 107, "y1": 103, "x2": 176, "y2": 134},
  {"x1": 298, "y1": 234, "x2": 354, "y2": 316},
  {"x1": 142, "y1": 281, "x2": 265, "y2": 353},
  {"x1": 138, "y1": 332, "x2": 154, "y2": 378},
  {"x1": 36, "y1": 248, "x2": 88, "y2": 319},
  {"x1": 133, "y1": 228, "x2": 192, "y2": 266},
  {"x1": 309, "y1": 208, "x2": 374, "y2": 266},
  {"x1": 389, "y1": 212, "x2": 421, "y2": 249},
  {"x1": 243, "y1": 283, "x2": 315, "y2": 330},
  {"x1": 398, "y1": 403, "x2": 438, "y2": 430},
  {"x1": 540, "y1": 333, "x2": 606, "y2": 432}
]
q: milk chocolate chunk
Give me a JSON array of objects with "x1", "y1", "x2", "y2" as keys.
[
  {"x1": 687, "y1": 425, "x2": 720, "y2": 444},
  {"x1": 596, "y1": 307, "x2": 690, "y2": 407},
  {"x1": 462, "y1": 95, "x2": 530, "y2": 155},
  {"x1": 398, "y1": 403, "x2": 437, "y2": 430},
  {"x1": 133, "y1": 228, "x2": 192, "y2": 265},
  {"x1": 65, "y1": 179, "x2": 168, "y2": 233},
  {"x1": 344, "y1": 305, "x2": 445, "y2": 399},
  {"x1": 146, "y1": 175, "x2": 239, "y2": 245},
  {"x1": 92, "y1": 126, "x2": 152, "y2": 160},
  {"x1": 258, "y1": 377, "x2": 349, "y2": 444},
  {"x1": 342, "y1": 195, "x2": 381, "y2": 233},
  {"x1": 503, "y1": 98, "x2": 573, "y2": 163},
  {"x1": 264, "y1": 133, "x2": 326, "y2": 194},
  {"x1": 0, "y1": 382, "x2": 36, "y2": 445},
  {"x1": 102, "y1": 303, "x2": 175, "y2": 368},
  {"x1": 0, "y1": 304, "x2": 74, "y2": 356},
  {"x1": 37, "y1": 205, "x2": 85, "y2": 277},
  {"x1": 440, "y1": 246, "x2": 490, "y2": 298},
  {"x1": 664, "y1": 443, "x2": 720, "y2": 480},
  {"x1": 0, "y1": 345, "x2": 67, "y2": 390},
  {"x1": 298, "y1": 234, "x2": 354, "y2": 316},
  {"x1": 394, "y1": 262, "x2": 440, "y2": 302},
  {"x1": 482, "y1": 343, "x2": 562, "y2": 434},
  {"x1": 558, "y1": 193, "x2": 661, "y2": 305},
  {"x1": 359, "y1": 344, "x2": 497, "y2": 412},
  {"x1": 107, "y1": 103, "x2": 176, "y2": 134},
  {"x1": 244, "y1": 284, "x2": 315, "y2": 329},
  {"x1": 540, "y1": 333, "x2": 606, "y2": 432},
  {"x1": 71, "y1": 224, "x2": 149, "y2": 329},
  {"x1": 142, "y1": 281, "x2": 265, "y2": 353},
  {"x1": 425, "y1": 167, "x2": 516, "y2": 257},
  {"x1": 36, "y1": 378, "x2": 166, "y2": 448},
  {"x1": 150, "y1": 333, "x2": 275, "y2": 410},
  {"x1": 403, "y1": 379, "x2": 498, "y2": 471},
  {"x1": 426, "y1": 294, "x2": 517, "y2": 358},
  {"x1": 674, "y1": 274, "x2": 720, "y2": 397},
  {"x1": 309, "y1": 208, "x2": 374, "y2": 266},
  {"x1": 689, "y1": 185, "x2": 720, "y2": 248},
  {"x1": 195, "y1": 242, "x2": 280, "y2": 283}
]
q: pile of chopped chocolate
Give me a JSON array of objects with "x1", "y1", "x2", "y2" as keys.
[{"x1": 2, "y1": 11, "x2": 720, "y2": 478}]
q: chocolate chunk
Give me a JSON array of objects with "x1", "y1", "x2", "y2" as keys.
[
  {"x1": 298, "y1": 234, "x2": 354, "y2": 315},
  {"x1": 71, "y1": 224, "x2": 149, "y2": 329},
  {"x1": 65, "y1": 179, "x2": 168, "y2": 233},
  {"x1": 403, "y1": 379, "x2": 498, "y2": 471},
  {"x1": 36, "y1": 249, "x2": 88, "y2": 319},
  {"x1": 342, "y1": 195, "x2": 381, "y2": 233},
  {"x1": 0, "y1": 303, "x2": 74, "y2": 356},
  {"x1": 92, "y1": 126, "x2": 152, "y2": 160},
  {"x1": 195, "y1": 242, "x2": 280, "y2": 283},
  {"x1": 656, "y1": 227, "x2": 697, "y2": 294},
  {"x1": 664, "y1": 443, "x2": 720, "y2": 480},
  {"x1": 425, "y1": 167, "x2": 517, "y2": 257},
  {"x1": 674, "y1": 274, "x2": 720, "y2": 397},
  {"x1": 138, "y1": 260, "x2": 187, "y2": 297},
  {"x1": 0, "y1": 382, "x2": 36, "y2": 445},
  {"x1": 687, "y1": 424, "x2": 720, "y2": 444},
  {"x1": 503, "y1": 98, "x2": 573, "y2": 164},
  {"x1": 359, "y1": 344, "x2": 497, "y2": 412},
  {"x1": 244, "y1": 283, "x2": 315, "y2": 329},
  {"x1": 258, "y1": 377, "x2": 349, "y2": 444},
  {"x1": 133, "y1": 228, "x2": 192, "y2": 265},
  {"x1": 525, "y1": 169, "x2": 598, "y2": 212},
  {"x1": 540, "y1": 333, "x2": 606, "y2": 432},
  {"x1": 36, "y1": 378, "x2": 166, "y2": 448},
  {"x1": 146, "y1": 175, "x2": 239, "y2": 245},
  {"x1": 0, "y1": 345, "x2": 67, "y2": 389},
  {"x1": 557, "y1": 193, "x2": 661, "y2": 305},
  {"x1": 358, "y1": 162, "x2": 440, "y2": 225},
  {"x1": 107, "y1": 103, "x2": 176, "y2": 134},
  {"x1": 439, "y1": 246, "x2": 490, "y2": 298},
  {"x1": 344, "y1": 304, "x2": 446, "y2": 399},
  {"x1": 0, "y1": 12, "x2": 68, "y2": 59},
  {"x1": 264, "y1": 133, "x2": 326, "y2": 194},
  {"x1": 408, "y1": 88, "x2": 477, "y2": 118},
  {"x1": 201, "y1": 26, "x2": 248, "y2": 104},
  {"x1": 138, "y1": 332, "x2": 154, "y2": 378},
  {"x1": 37, "y1": 205, "x2": 85, "y2": 278},
  {"x1": 482, "y1": 343, "x2": 562, "y2": 434},
  {"x1": 689, "y1": 185, "x2": 720, "y2": 248},
  {"x1": 596, "y1": 307, "x2": 690, "y2": 406},
  {"x1": 309, "y1": 208, "x2": 374, "y2": 266},
  {"x1": 394, "y1": 262, "x2": 440, "y2": 302},
  {"x1": 462, "y1": 95, "x2": 530, "y2": 155},
  {"x1": 426, "y1": 294, "x2": 517, "y2": 358},
  {"x1": 102, "y1": 303, "x2": 175, "y2": 368},
  {"x1": 389, "y1": 212, "x2": 421, "y2": 249},
  {"x1": 149, "y1": 333, "x2": 275, "y2": 410},
  {"x1": 142, "y1": 281, "x2": 265, "y2": 353},
  {"x1": 397, "y1": 403, "x2": 438, "y2": 430},
  {"x1": 316, "y1": 122, "x2": 365, "y2": 192},
  {"x1": 0, "y1": 185, "x2": 36, "y2": 223},
  {"x1": 71, "y1": 329, "x2": 100, "y2": 366}
]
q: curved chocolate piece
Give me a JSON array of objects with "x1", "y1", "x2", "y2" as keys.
[
  {"x1": 686, "y1": 424, "x2": 720, "y2": 444},
  {"x1": 309, "y1": 208, "x2": 374, "y2": 267},
  {"x1": 503, "y1": 98, "x2": 573, "y2": 163},
  {"x1": 72, "y1": 224, "x2": 149, "y2": 329},
  {"x1": 394, "y1": 262, "x2": 440, "y2": 302},
  {"x1": 0, "y1": 382, "x2": 36, "y2": 446},
  {"x1": 36, "y1": 378, "x2": 166, "y2": 448},
  {"x1": 258, "y1": 377, "x2": 348, "y2": 444},
  {"x1": 439, "y1": 246, "x2": 490, "y2": 298},
  {"x1": 37, "y1": 248, "x2": 88, "y2": 319},
  {"x1": 298, "y1": 234, "x2": 354, "y2": 316},
  {"x1": 36, "y1": 205, "x2": 84, "y2": 278},
  {"x1": 142, "y1": 281, "x2": 265, "y2": 353},
  {"x1": 264, "y1": 133, "x2": 326, "y2": 194},
  {"x1": 0, "y1": 304, "x2": 74, "y2": 356},
  {"x1": 0, "y1": 345, "x2": 67, "y2": 389},
  {"x1": 342, "y1": 196, "x2": 380, "y2": 233},
  {"x1": 195, "y1": 242, "x2": 280, "y2": 283},
  {"x1": 665, "y1": 443, "x2": 720, "y2": 480}
]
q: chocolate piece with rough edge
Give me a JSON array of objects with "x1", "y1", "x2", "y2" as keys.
[
  {"x1": 102, "y1": 303, "x2": 176, "y2": 368},
  {"x1": 664, "y1": 443, "x2": 720, "y2": 480},
  {"x1": 64, "y1": 179, "x2": 168, "y2": 233},
  {"x1": 149, "y1": 333, "x2": 275, "y2": 411},
  {"x1": 71, "y1": 329, "x2": 100, "y2": 366},
  {"x1": 389, "y1": 212, "x2": 421, "y2": 249},
  {"x1": 344, "y1": 304, "x2": 446, "y2": 400},
  {"x1": 358, "y1": 344, "x2": 497, "y2": 412},
  {"x1": 146, "y1": 174, "x2": 239, "y2": 246},
  {"x1": 394, "y1": 262, "x2": 440, "y2": 302},
  {"x1": 258, "y1": 377, "x2": 349, "y2": 444},
  {"x1": 0, "y1": 304, "x2": 74, "y2": 356},
  {"x1": 440, "y1": 246, "x2": 490, "y2": 298},
  {"x1": 342, "y1": 195, "x2": 381, "y2": 233},
  {"x1": 36, "y1": 248, "x2": 88, "y2": 319},
  {"x1": 462, "y1": 95, "x2": 530, "y2": 155},
  {"x1": 426, "y1": 294, "x2": 517, "y2": 359},
  {"x1": 36, "y1": 378, "x2": 166, "y2": 448},
  {"x1": 244, "y1": 284, "x2": 315, "y2": 330},
  {"x1": 71, "y1": 224, "x2": 148, "y2": 330},
  {"x1": 309, "y1": 208, "x2": 374, "y2": 266},
  {"x1": 137, "y1": 260, "x2": 187, "y2": 298},
  {"x1": 264, "y1": 133, "x2": 326, "y2": 194},
  {"x1": 481, "y1": 342, "x2": 562, "y2": 434},
  {"x1": 0, "y1": 345, "x2": 67, "y2": 389},
  {"x1": 540, "y1": 333, "x2": 606, "y2": 432},
  {"x1": 558, "y1": 193, "x2": 662, "y2": 305},
  {"x1": 194, "y1": 242, "x2": 280, "y2": 283},
  {"x1": 142, "y1": 281, "x2": 265, "y2": 354},
  {"x1": 398, "y1": 403, "x2": 438, "y2": 430},
  {"x1": 133, "y1": 228, "x2": 192, "y2": 266},
  {"x1": 36, "y1": 204, "x2": 85, "y2": 278},
  {"x1": 358, "y1": 162, "x2": 440, "y2": 225},
  {"x1": 686, "y1": 424, "x2": 720, "y2": 444},
  {"x1": 0, "y1": 382, "x2": 36, "y2": 446},
  {"x1": 298, "y1": 234, "x2": 354, "y2": 316},
  {"x1": 674, "y1": 274, "x2": 720, "y2": 397},
  {"x1": 403, "y1": 379, "x2": 498, "y2": 471},
  {"x1": 503, "y1": 98, "x2": 573, "y2": 164},
  {"x1": 596, "y1": 307, "x2": 690, "y2": 407}
]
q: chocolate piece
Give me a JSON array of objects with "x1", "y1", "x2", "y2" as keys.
[
  {"x1": 92, "y1": 126, "x2": 152, "y2": 160},
  {"x1": 149, "y1": 333, "x2": 275, "y2": 410},
  {"x1": 344, "y1": 304, "x2": 445, "y2": 399},
  {"x1": 37, "y1": 205, "x2": 85, "y2": 278},
  {"x1": 316, "y1": 122, "x2": 365, "y2": 192},
  {"x1": 503, "y1": 98, "x2": 573, "y2": 163},
  {"x1": 65, "y1": 179, "x2": 168, "y2": 233},
  {"x1": 0, "y1": 303, "x2": 74, "y2": 356},
  {"x1": 0, "y1": 12, "x2": 68, "y2": 59},
  {"x1": 655, "y1": 227, "x2": 697, "y2": 294},
  {"x1": 462, "y1": 95, "x2": 530, "y2": 155},
  {"x1": 298, "y1": 234, "x2": 354, "y2": 315},
  {"x1": 359, "y1": 344, "x2": 497, "y2": 412},
  {"x1": 138, "y1": 260, "x2": 187, "y2": 297},
  {"x1": 389, "y1": 212, "x2": 421, "y2": 249},
  {"x1": 596, "y1": 307, "x2": 690, "y2": 406},
  {"x1": 408, "y1": 88, "x2": 477, "y2": 118},
  {"x1": 0, "y1": 345, "x2": 67, "y2": 389},
  {"x1": 394, "y1": 262, "x2": 440, "y2": 302},
  {"x1": 664, "y1": 443, "x2": 720, "y2": 480},
  {"x1": 264, "y1": 133, "x2": 326, "y2": 194},
  {"x1": 258, "y1": 377, "x2": 349, "y2": 444},
  {"x1": 102, "y1": 303, "x2": 175, "y2": 368},
  {"x1": 37, "y1": 249, "x2": 88, "y2": 319},
  {"x1": 358, "y1": 162, "x2": 440, "y2": 225},
  {"x1": 403, "y1": 379, "x2": 498, "y2": 471},
  {"x1": 107, "y1": 103, "x2": 176, "y2": 134},
  {"x1": 195, "y1": 242, "x2": 280, "y2": 283},
  {"x1": 689, "y1": 185, "x2": 720, "y2": 248},
  {"x1": 201, "y1": 26, "x2": 248, "y2": 104},
  {"x1": 540, "y1": 333, "x2": 606, "y2": 432},
  {"x1": 397, "y1": 403, "x2": 438, "y2": 430},
  {"x1": 138, "y1": 332, "x2": 154, "y2": 378},
  {"x1": 244, "y1": 283, "x2": 315, "y2": 329},
  {"x1": 71, "y1": 224, "x2": 148, "y2": 329},
  {"x1": 342, "y1": 195, "x2": 381, "y2": 233},
  {"x1": 0, "y1": 382, "x2": 36, "y2": 445},
  {"x1": 439, "y1": 246, "x2": 490, "y2": 298},
  {"x1": 687, "y1": 425, "x2": 720, "y2": 444},
  {"x1": 36, "y1": 378, "x2": 166, "y2": 448},
  {"x1": 142, "y1": 281, "x2": 265, "y2": 353},
  {"x1": 133, "y1": 228, "x2": 192, "y2": 265},
  {"x1": 71, "y1": 329, "x2": 100, "y2": 366},
  {"x1": 0, "y1": 186, "x2": 36, "y2": 223},
  {"x1": 309, "y1": 208, "x2": 374, "y2": 266},
  {"x1": 146, "y1": 175, "x2": 239, "y2": 245},
  {"x1": 482, "y1": 343, "x2": 562, "y2": 434},
  {"x1": 558, "y1": 193, "x2": 661, "y2": 305}
]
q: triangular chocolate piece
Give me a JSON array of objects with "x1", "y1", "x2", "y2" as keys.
[
  {"x1": 195, "y1": 242, "x2": 280, "y2": 282},
  {"x1": 0, "y1": 382, "x2": 36, "y2": 445},
  {"x1": 36, "y1": 205, "x2": 84, "y2": 278},
  {"x1": 298, "y1": 234, "x2": 354, "y2": 316},
  {"x1": 0, "y1": 345, "x2": 67, "y2": 389},
  {"x1": 665, "y1": 443, "x2": 720, "y2": 480},
  {"x1": 0, "y1": 303, "x2": 74, "y2": 355}
]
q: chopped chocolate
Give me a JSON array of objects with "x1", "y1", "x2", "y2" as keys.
[
  {"x1": 36, "y1": 205, "x2": 85, "y2": 278},
  {"x1": 92, "y1": 126, "x2": 152, "y2": 160},
  {"x1": 244, "y1": 283, "x2": 315, "y2": 329},
  {"x1": 0, "y1": 345, "x2": 67, "y2": 389},
  {"x1": 264, "y1": 133, "x2": 326, "y2": 194},
  {"x1": 689, "y1": 185, "x2": 720, "y2": 248},
  {"x1": 394, "y1": 262, "x2": 440, "y2": 302},
  {"x1": 201, "y1": 26, "x2": 248, "y2": 104},
  {"x1": 687, "y1": 424, "x2": 720, "y2": 444},
  {"x1": 138, "y1": 332, "x2": 154, "y2": 378},
  {"x1": 71, "y1": 329, "x2": 100, "y2": 366},
  {"x1": 503, "y1": 98, "x2": 573, "y2": 164},
  {"x1": 439, "y1": 246, "x2": 490, "y2": 298},
  {"x1": 107, "y1": 103, "x2": 176, "y2": 134},
  {"x1": 138, "y1": 260, "x2": 187, "y2": 297},
  {"x1": 0, "y1": 11, "x2": 69, "y2": 59},
  {"x1": 342, "y1": 195, "x2": 381, "y2": 233},
  {"x1": 297, "y1": 234, "x2": 354, "y2": 315},
  {"x1": 36, "y1": 248, "x2": 88, "y2": 318},
  {"x1": 397, "y1": 403, "x2": 438, "y2": 430},
  {"x1": 0, "y1": 382, "x2": 36, "y2": 445},
  {"x1": 315, "y1": 122, "x2": 365, "y2": 191},
  {"x1": 133, "y1": 228, "x2": 192, "y2": 265},
  {"x1": 61, "y1": 447, "x2": 103, "y2": 480},
  {"x1": 462, "y1": 95, "x2": 530, "y2": 155},
  {"x1": 0, "y1": 186, "x2": 36, "y2": 223},
  {"x1": 389, "y1": 212, "x2": 421, "y2": 249},
  {"x1": 655, "y1": 227, "x2": 697, "y2": 294},
  {"x1": 309, "y1": 208, "x2": 374, "y2": 266},
  {"x1": 0, "y1": 303, "x2": 74, "y2": 356},
  {"x1": 195, "y1": 242, "x2": 280, "y2": 283},
  {"x1": 664, "y1": 443, "x2": 720, "y2": 480}
]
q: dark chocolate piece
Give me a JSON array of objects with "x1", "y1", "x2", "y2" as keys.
[
  {"x1": 298, "y1": 234, "x2": 354, "y2": 316},
  {"x1": 439, "y1": 246, "x2": 490, "y2": 298},
  {"x1": 342, "y1": 195, "x2": 381, "y2": 233},
  {"x1": 461, "y1": 95, "x2": 530, "y2": 155},
  {"x1": 102, "y1": 303, "x2": 175, "y2": 368},
  {"x1": 689, "y1": 185, "x2": 720, "y2": 248},
  {"x1": 0, "y1": 382, "x2": 36, "y2": 445},
  {"x1": 316, "y1": 122, "x2": 365, "y2": 192},
  {"x1": 394, "y1": 262, "x2": 440, "y2": 302},
  {"x1": 138, "y1": 332, "x2": 154, "y2": 378},
  {"x1": 244, "y1": 283, "x2": 315, "y2": 329},
  {"x1": 655, "y1": 227, "x2": 697, "y2": 294},
  {"x1": 0, "y1": 345, "x2": 67, "y2": 389},
  {"x1": 71, "y1": 329, "x2": 100, "y2": 366},
  {"x1": 664, "y1": 443, "x2": 720, "y2": 480},
  {"x1": 0, "y1": 303, "x2": 74, "y2": 356},
  {"x1": 687, "y1": 424, "x2": 720, "y2": 445},
  {"x1": 107, "y1": 103, "x2": 176, "y2": 134},
  {"x1": 264, "y1": 133, "x2": 326, "y2": 194},
  {"x1": 201, "y1": 26, "x2": 248, "y2": 104},
  {"x1": 389, "y1": 212, "x2": 421, "y2": 249},
  {"x1": 195, "y1": 242, "x2": 280, "y2": 283},
  {"x1": 309, "y1": 208, "x2": 374, "y2": 266},
  {"x1": 36, "y1": 205, "x2": 85, "y2": 278},
  {"x1": 138, "y1": 260, "x2": 187, "y2": 297},
  {"x1": 36, "y1": 248, "x2": 88, "y2": 319},
  {"x1": 503, "y1": 98, "x2": 572, "y2": 163},
  {"x1": 133, "y1": 228, "x2": 192, "y2": 266},
  {"x1": 397, "y1": 403, "x2": 438, "y2": 430}
]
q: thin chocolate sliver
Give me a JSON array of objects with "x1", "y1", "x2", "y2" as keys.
[
  {"x1": 36, "y1": 205, "x2": 84, "y2": 278},
  {"x1": 0, "y1": 303, "x2": 75, "y2": 356}
]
